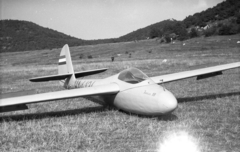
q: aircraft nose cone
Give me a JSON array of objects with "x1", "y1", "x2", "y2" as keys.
[{"x1": 158, "y1": 90, "x2": 178, "y2": 114}]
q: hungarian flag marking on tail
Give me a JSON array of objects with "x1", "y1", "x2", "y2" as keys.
[{"x1": 58, "y1": 55, "x2": 66, "y2": 65}]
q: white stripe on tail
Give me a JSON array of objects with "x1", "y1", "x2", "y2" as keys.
[{"x1": 58, "y1": 44, "x2": 76, "y2": 89}]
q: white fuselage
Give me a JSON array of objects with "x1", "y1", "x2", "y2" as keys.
[{"x1": 71, "y1": 72, "x2": 178, "y2": 115}]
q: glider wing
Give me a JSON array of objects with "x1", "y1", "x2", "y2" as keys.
[
  {"x1": 151, "y1": 62, "x2": 240, "y2": 84},
  {"x1": 0, "y1": 83, "x2": 119, "y2": 110}
]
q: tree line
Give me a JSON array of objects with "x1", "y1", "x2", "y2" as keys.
[{"x1": 0, "y1": 0, "x2": 240, "y2": 52}]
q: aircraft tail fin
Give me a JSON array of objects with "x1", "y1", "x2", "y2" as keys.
[
  {"x1": 29, "y1": 44, "x2": 108, "y2": 88},
  {"x1": 58, "y1": 44, "x2": 76, "y2": 89}
]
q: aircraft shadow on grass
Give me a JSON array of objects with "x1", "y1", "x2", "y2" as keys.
[
  {"x1": 0, "y1": 106, "x2": 177, "y2": 122},
  {"x1": 177, "y1": 91, "x2": 240, "y2": 103}
]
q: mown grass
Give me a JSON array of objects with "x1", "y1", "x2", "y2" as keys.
[{"x1": 0, "y1": 34, "x2": 240, "y2": 152}]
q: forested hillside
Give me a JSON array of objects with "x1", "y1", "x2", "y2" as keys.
[
  {"x1": 183, "y1": 0, "x2": 240, "y2": 27},
  {"x1": 0, "y1": 0, "x2": 239, "y2": 52},
  {"x1": 118, "y1": 19, "x2": 188, "y2": 42},
  {"x1": 0, "y1": 20, "x2": 88, "y2": 52},
  {"x1": 184, "y1": 0, "x2": 240, "y2": 37},
  {"x1": 120, "y1": 0, "x2": 240, "y2": 41},
  {"x1": 0, "y1": 20, "x2": 119, "y2": 52}
]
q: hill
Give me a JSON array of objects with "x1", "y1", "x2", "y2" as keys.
[
  {"x1": 183, "y1": 0, "x2": 240, "y2": 28},
  {"x1": 184, "y1": 0, "x2": 240, "y2": 38},
  {"x1": 120, "y1": 0, "x2": 240, "y2": 41},
  {"x1": 118, "y1": 19, "x2": 188, "y2": 42},
  {"x1": 0, "y1": 20, "x2": 119, "y2": 52},
  {"x1": 1, "y1": 0, "x2": 239, "y2": 52},
  {"x1": 0, "y1": 20, "x2": 89, "y2": 52}
]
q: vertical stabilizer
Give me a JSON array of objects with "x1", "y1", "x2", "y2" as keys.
[{"x1": 58, "y1": 44, "x2": 76, "y2": 88}]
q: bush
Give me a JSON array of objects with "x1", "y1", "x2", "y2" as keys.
[
  {"x1": 218, "y1": 24, "x2": 239, "y2": 35},
  {"x1": 79, "y1": 54, "x2": 84, "y2": 59},
  {"x1": 165, "y1": 35, "x2": 171, "y2": 43},
  {"x1": 204, "y1": 26, "x2": 217, "y2": 37},
  {"x1": 189, "y1": 28, "x2": 198, "y2": 38},
  {"x1": 236, "y1": 13, "x2": 240, "y2": 24},
  {"x1": 149, "y1": 28, "x2": 162, "y2": 38}
]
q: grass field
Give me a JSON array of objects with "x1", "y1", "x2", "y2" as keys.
[{"x1": 0, "y1": 35, "x2": 240, "y2": 152}]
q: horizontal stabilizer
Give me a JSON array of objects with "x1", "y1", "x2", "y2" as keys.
[
  {"x1": 75, "y1": 68, "x2": 108, "y2": 78},
  {"x1": 30, "y1": 68, "x2": 108, "y2": 82},
  {"x1": 30, "y1": 73, "x2": 71, "y2": 82}
]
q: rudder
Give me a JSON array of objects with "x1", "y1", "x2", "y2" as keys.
[{"x1": 58, "y1": 44, "x2": 76, "y2": 89}]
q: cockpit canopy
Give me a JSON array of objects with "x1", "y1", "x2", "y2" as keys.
[{"x1": 118, "y1": 68, "x2": 153, "y2": 84}]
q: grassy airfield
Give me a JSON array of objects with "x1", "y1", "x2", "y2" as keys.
[{"x1": 0, "y1": 34, "x2": 240, "y2": 152}]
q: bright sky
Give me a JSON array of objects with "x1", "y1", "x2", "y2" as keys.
[{"x1": 1, "y1": 0, "x2": 224, "y2": 40}]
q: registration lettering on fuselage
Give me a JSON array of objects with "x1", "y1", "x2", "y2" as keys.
[{"x1": 75, "y1": 80, "x2": 95, "y2": 88}]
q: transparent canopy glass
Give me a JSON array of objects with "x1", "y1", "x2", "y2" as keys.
[{"x1": 118, "y1": 68, "x2": 152, "y2": 84}]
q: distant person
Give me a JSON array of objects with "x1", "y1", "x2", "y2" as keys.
[{"x1": 111, "y1": 57, "x2": 114, "y2": 62}]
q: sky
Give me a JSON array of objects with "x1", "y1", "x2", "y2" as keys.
[{"x1": 1, "y1": 0, "x2": 225, "y2": 40}]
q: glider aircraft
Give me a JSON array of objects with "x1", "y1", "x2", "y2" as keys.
[{"x1": 0, "y1": 44, "x2": 240, "y2": 115}]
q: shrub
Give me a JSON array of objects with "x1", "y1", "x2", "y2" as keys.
[
  {"x1": 218, "y1": 24, "x2": 239, "y2": 35},
  {"x1": 79, "y1": 54, "x2": 84, "y2": 59},
  {"x1": 204, "y1": 26, "x2": 217, "y2": 37},
  {"x1": 149, "y1": 28, "x2": 162, "y2": 38},
  {"x1": 189, "y1": 28, "x2": 198, "y2": 38},
  {"x1": 165, "y1": 35, "x2": 171, "y2": 43}
]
